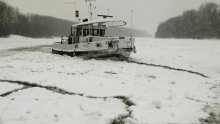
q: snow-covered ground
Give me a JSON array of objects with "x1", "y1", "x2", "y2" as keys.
[
  {"x1": 0, "y1": 35, "x2": 54, "y2": 50},
  {"x1": 0, "y1": 35, "x2": 219, "y2": 124}
]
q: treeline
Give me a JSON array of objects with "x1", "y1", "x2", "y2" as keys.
[
  {"x1": 156, "y1": 2, "x2": 220, "y2": 39},
  {"x1": 106, "y1": 27, "x2": 150, "y2": 37},
  {"x1": 0, "y1": 0, "x2": 74, "y2": 37},
  {"x1": 0, "y1": 0, "x2": 149, "y2": 38}
]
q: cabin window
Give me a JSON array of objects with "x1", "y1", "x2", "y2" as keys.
[
  {"x1": 93, "y1": 29, "x2": 101, "y2": 36},
  {"x1": 91, "y1": 29, "x2": 94, "y2": 35},
  {"x1": 100, "y1": 29, "x2": 105, "y2": 36},
  {"x1": 96, "y1": 43, "x2": 102, "y2": 47},
  {"x1": 82, "y1": 28, "x2": 105, "y2": 36},
  {"x1": 108, "y1": 43, "x2": 113, "y2": 49},
  {"x1": 89, "y1": 37, "x2": 93, "y2": 42},
  {"x1": 68, "y1": 36, "x2": 73, "y2": 44},
  {"x1": 92, "y1": 29, "x2": 96, "y2": 35},
  {"x1": 83, "y1": 29, "x2": 86, "y2": 36},
  {"x1": 86, "y1": 29, "x2": 88, "y2": 36},
  {"x1": 75, "y1": 45, "x2": 78, "y2": 48},
  {"x1": 83, "y1": 29, "x2": 89, "y2": 36}
]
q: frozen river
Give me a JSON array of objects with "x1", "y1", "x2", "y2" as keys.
[{"x1": 0, "y1": 35, "x2": 219, "y2": 124}]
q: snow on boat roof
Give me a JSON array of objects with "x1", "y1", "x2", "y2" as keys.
[{"x1": 72, "y1": 19, "x2": 126, "y2": 27}]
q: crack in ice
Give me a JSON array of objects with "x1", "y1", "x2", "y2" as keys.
[
  {"x1": 126, "y1": 60, "x2": 209, "y2": 78},
  {"x1": 0, "y1": 79, "x2": 136, "y2": 123},
  {"x1": 185, "y1": 96, "x2": 218, "y2": 104},
  {"x1": 0, "y1": 86, "x2": 30, "y2": 97}
]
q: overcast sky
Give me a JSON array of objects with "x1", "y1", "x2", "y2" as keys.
[{"x1": 4, "y1": 0, "x2": 220, "y2": 35}]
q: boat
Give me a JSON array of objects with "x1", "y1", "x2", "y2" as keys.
[{"x1": 52, "y1": 1, "x2": 136, "y2": 60}]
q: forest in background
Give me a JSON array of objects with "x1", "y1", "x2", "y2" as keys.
[
  {"x1": 106, "y1": 27, "x2": 151, "y2": 37},
  {"x1": 0, "y1": 0, "x2": 76, "y2": 37},
  {"x1": 156, "y1": 2, "x2": 220, "y2": 39},
  {"x1": 0, "y1": 0, "x2": 149, "y2": 38}
]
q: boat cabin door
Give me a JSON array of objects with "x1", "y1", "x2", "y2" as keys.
[
  {"x1": 70, "y1": 27, "x2": 80, "y2": 44},
  {"x1": 76, "y1": 27, "x2": 82, "y2": 43}
]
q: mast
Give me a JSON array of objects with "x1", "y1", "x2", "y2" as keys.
[
  {"x1": 107, "y1": 9, "x2": 110, "y2": 16},
  {"x1": 130, "y1": 10, "x2": 133, "y2": 38},
  {"x1": 64, "y1": 1, "x2": 79, "y2": 23},
  {"x1": 85, "y1": 0, "x2": 96, "y2": 21}
]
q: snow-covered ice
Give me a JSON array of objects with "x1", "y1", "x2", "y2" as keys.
[
  {"x1": 0, "y1": 82, "x2": 23, "y2": 95},
  {"x1": 0, "y1": 35, "x2": 219, "y2": 124},
  {"x1": 0, "y1": 88, "x2": 126, "y2": 124}
]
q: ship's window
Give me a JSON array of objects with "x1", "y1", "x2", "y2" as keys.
[
  {"x1": 89, "y1": 37, "x2": 93, "y2": 42},
  {"x1": 93, "y1": 29, "x2": 101, "y2": 36},
  {"x1": 108, "y1": 43, "x2": 113, "y2": 49},
  {"x1": 79, "y1": 28, "x2": 82, "y2": 36},
  {"x1": 86, "y1": 29, "x2": 89, "y2": 36},
  {"x1": 83, "y1": 29, "x2": 86, "y2": 36},
  {"x1": 96, "y1": 43, "x2": 102, "y2": 47},
  {"x1": 93, "y1": 29, "x2": 97, "y2": 36},
  {"x1": 75, "y1": 45, "x2": 78, "y2": 48},
  {"x1": 68, "y1": 36, "x2": 73, "y2": 44},
  {"x1": 97, "y1": 30, "x2": 100, "y2": 34},
  {"x1": 100, "y1": 29, "x2": 105, "y2": 36},
  {"x1": 83, "y1": 29, "x2": 89, "y2": 36}
]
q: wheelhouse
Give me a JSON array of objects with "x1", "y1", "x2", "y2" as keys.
[
  {"x1": 72, "y1": 26, "x2": 106, "y2": 37},
  {"x1": 62, "y1": 19, "x2": 126, "y2": 45}
]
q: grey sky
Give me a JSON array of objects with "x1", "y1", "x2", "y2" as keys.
[{"x1": 4, "y1": 0, "x2": 220, "y2": 35}]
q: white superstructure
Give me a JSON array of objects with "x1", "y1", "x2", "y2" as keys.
[
  {"x1": 52, "y1": 18, "x2": 136, "y2": 59},
  {"x1": 52, "y1": 0, "x2": 136, "y2": 60}
]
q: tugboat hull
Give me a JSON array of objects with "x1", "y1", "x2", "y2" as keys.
[
  {"x1": 52, "y1": 36, "x2": 136, "y2": 60},
  {"x1": 52, "y1": 48, "x2": 133, "y2": 60}
]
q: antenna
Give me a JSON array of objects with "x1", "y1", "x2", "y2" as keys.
[
  {"x1": 107, "y1": 9, "x2": 110, "y2": 16},
  {"x1": 85, "y1": 0, "x2": 96, "y2": 21},
  {"x1": 65, "y1": 1, "x2": 79, "y2": 22},
  {"x1": 130, "y1": 10, "x2": 133, "y2": 38}
]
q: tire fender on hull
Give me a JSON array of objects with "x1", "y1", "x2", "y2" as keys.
[{"x1": 108, "y1": 42, "x2": 119, "y2": 52}]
